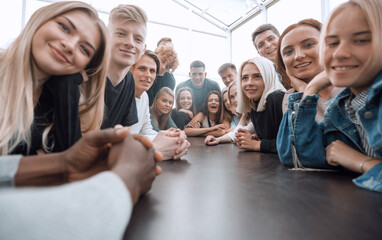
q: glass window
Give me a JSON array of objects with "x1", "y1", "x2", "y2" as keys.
[
  {"x1": 268, "y1": 0, "x2": 321, "y2": 34},
  {"x1": 231, "y1": 14, "x2": 262, "y2": 69},
  {"x1": 0, "y1": 0, "x2": 22, "y2": 48}
]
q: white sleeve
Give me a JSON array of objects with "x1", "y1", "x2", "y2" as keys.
[
  {"x1": 244, "y1": 122, "x2": 256, "y2": 133},
  {"x1": 225, "y1": 122, "x2": 256, "y2": 142},
  {"x1": 139, "y1": 101, "x2": 157, "y2": 141},
  {"x1": 0, "y1": 171, "x2": 132, "y2": 240},
  {"x1": 0, "y1": 155, "x2": 22, "y2": 188}
]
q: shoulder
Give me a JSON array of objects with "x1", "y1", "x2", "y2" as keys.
[
  {"x1": 164, "y1": 72, "x2": 175, "y2": 80},
  {"x1": 194, "y1": 112, "x2": 205, "y2": 121},
  {"x1": 267, "y1": 90, "x2": 285, "y2": 101},
  {"x1": 181, "y1": 79, "x2": 192, "y2": 86},
  {"x1": 205, "y1": 78, "x2": 220, "y2": 87},
  {"x1": 124, "y1": 72, "x2": 135, "y2": 86}
]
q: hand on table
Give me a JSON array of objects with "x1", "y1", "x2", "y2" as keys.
[
  {"x1": 235, "y1": 129, "x2": 260, "y2": 151},
  {"x1": 109, "y1": 131, "x2": 162, "y2": 205},
  {"x1": 325, "y1": 140, "x2": 381, "y2": 173},
  {"x1": 63, "y1": 127, "x2": 131, "y2": 182},
  {"x1": 153, "y1": 129, "x2": 190, "y2": 160},
  {"x1": 204, "y1": 135, "x2": 220, "y2": 145}
]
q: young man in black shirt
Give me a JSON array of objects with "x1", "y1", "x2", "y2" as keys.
[
  {"x1": 101, "y1": 5, "x2": 147, "y2": 129},
  {"x1": 102, "y1": 5, "x2": 189, "y2": 160}
]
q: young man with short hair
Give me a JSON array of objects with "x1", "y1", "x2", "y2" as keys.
[
  {"x1": 175, "y1": 60, "x2": 220, "y2": 113},
  {"x1": 218, "y1": 63, "x2": 237, "y2": 87},
  {"x1": 101, "y1": 4, "x2": 147, "y2": 129},
  {"x1": 252, "y1": 24, "x2": 280, "y2": 63},
  {"x1": 252, "y1": 24, "x2": 283, "y2": 84},
  {"x1": 103, "y1": 5, "x2": 189, "y2": 159},
  {"x1": 157, "y1": 37, "x2": 174, "y2": 48}
]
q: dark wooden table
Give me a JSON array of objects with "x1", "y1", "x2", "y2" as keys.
[{"x1": 124, "y1": 137, "x2": 382, "y2": 240}]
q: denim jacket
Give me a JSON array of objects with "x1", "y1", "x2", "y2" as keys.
[{"x1": 277, "y1": 71, "x2": 382, "y2": 192}]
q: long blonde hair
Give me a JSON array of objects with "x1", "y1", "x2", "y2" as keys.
[
  {"x1": 236, "y1": 57, "x2": 285, "y2": 114},
  {"x1": 151, "y1": 87, "x2": 174, "y2": 130},
  {"x1": 0, "y1": 1, "x2": 109, "y2": 154}
]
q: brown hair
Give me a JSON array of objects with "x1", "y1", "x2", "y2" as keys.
[
  {"x1": 222, "y1": 88, "x2": 233, "y2": 123},
  {"x1": 175, "y1": 87, "x2": 196, "y2": 115},
  {"x1": 252, "y1": 23, "x2": 280, "y2": 50},
  {"x1": 275, "y1": 18, "x2": 322, "y2": 89},
  {"x1": 201, "y1": 90, "x2": 224, "y2": 126}
]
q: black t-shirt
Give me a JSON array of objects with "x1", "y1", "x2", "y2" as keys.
[
  {"x1": 250, "y1": 90, "x2": 284, "y2": 154},
  {"x1": 175, "y1": 78, "x2": 221, "y2": 114},
  {"x1": 147, "y1": 72, "x2": 176, "y2": 106},
  {"x1": 11, "y1": 73, "x2": 83, "y2": 155},
  {"x1": 101, "y1": 72, "x2": 138, "y2": 129}
]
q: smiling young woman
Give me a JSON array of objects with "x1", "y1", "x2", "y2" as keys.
[
  {"x1": 150, "y1": 87, "x2": 177, "y2": 131},
  {"x1": 277, "y1": 0, "x2": 382, "y2": 192},
  {"x1": 235, "y1": 57, "x2": 285, "y2": 153},
  {"x1": 171, "y1": 87, "x2": 196, "y2": 130},
  {"x1": 184, "y1": 90, "x2": 230, "y2": 137},
  {"x1": 275, "y1": 18, "x2": 342, "y2": 122},
  {"x1": 0, "y1": 1, "x2": 109, "y2": 155}
]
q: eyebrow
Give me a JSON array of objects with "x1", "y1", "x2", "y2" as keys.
[
  {"x1": 326, "y1": 30, "x2": 371, "y2": 39},
  {"x1": 301, "y1": 38, "x2": 317, "y2": 44},
  {"x1": 63, "y1": 16, "x2": 96, "y2": 52}
]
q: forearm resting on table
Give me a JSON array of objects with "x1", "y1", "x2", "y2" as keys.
[
  {"x1": 184, "y1": 127, "x2": 213, "y2": 137},
  {"x1": 14, "y1": 153, "x2": 67, "y2": 187},
  {"x1": 201, "y1": 129, "x2": 226, "y2": 137}
]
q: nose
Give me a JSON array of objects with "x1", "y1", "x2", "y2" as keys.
[
  {"x1": 294, "y1": 47, "x2": 305, "y2": 61},
  {"x1": 124, "y1": 34, "x2": 134, "y2": 48},
  {"x1": 61, "y1": 36, "x2": 77, "y2": 54},
  {"x1": 333, "y1": 42, "x2": 351, "y2": 59},
  {"x1": 144, "y1": 69, "x2": 151, "y2": 79},
  {"x1": 265, "y1": 41, "x2": 271, "y2": 49}
]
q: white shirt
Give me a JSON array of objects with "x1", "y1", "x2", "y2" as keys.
[
  {"x1": 226, "y1": 122, "x2": 255, "y2": 142},
  {"x1": 130, "y1": 92, "x2": 157, "y2": 141}
]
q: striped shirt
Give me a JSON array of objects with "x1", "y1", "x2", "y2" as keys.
[{"x1": 345, "y1": 89, "x2": 378, "y2": 158}]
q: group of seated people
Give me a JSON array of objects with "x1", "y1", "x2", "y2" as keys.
[{"x1": 0, "y1": 0, "x2": 381, "y2": 239}]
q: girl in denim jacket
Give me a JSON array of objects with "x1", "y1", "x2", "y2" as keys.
[{"x1": 277, "y1": 0, "x2": 382, "y2": 192}]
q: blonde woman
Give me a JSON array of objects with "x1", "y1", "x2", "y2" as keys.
[
  {"x1": 0, "y1": 1, "x2": 109, "y2": 155},
  {"x1": 277, "y1": 0, "x2": 382, "y2": 192},
  {"x1": 150, "y1": 87, "x2": 177, "y2": 131},
  {"x1": 0, "y1": 2, "x2": 162, "y2": 238},
  {"x1": 235, "y1": 57, "x2": 285, "y2": 153}
]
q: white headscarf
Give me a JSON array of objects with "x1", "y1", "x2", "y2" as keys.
[{"x1": 236, "y1": 57, "x2": 285, "y2": 113}]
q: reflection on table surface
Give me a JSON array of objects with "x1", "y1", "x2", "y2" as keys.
[{"x1": 124, "y1": 137, "x2": 382, "y2": 240}]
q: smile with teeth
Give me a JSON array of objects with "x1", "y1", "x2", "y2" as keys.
[
  {"x1": 267, "y1": 49, "x2": 275, "y2": 54},
  {"x1": 295, "y1": 62, "x2": 311, "y2": 69},
  {"x1": 332, "y1": 65, "x2": 358, "y2": 71},
  {"x1": 140, "y1": 80, "x2": 151, "y2": 85},
  {"x1": 121, "y1": 49, "x2": 135, "y2": 55},
  {"x1": 246, "y1": 88, "x2": 257, "y2": 93}
]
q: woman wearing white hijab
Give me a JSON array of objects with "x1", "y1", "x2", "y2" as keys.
[{"x1": 235, "y1": 57, "x2": 285, "y2": 153}]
